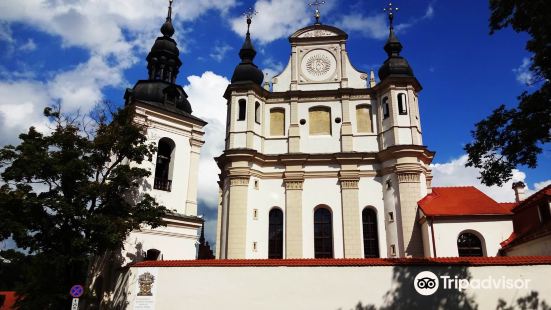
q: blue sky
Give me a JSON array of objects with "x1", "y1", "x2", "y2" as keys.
[{"x1": 0, "y1": 0, "x2": 549, "y2": 247}]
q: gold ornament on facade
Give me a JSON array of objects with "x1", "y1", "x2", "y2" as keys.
[{"x1": 137, "y1": 272, "x2": 155, "y2": 296}]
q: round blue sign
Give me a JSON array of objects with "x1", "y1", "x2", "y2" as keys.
[{"x1": 70, "y1": 285, "x2": 84, "y2": 298}]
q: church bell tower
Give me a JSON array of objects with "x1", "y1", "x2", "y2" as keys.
[{"x1": 123, "y1": 0, "x2": 207, "y2": 261}]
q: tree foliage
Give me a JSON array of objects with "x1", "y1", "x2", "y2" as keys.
[
  {"x1": 0, "y1": 104, "x2": 167, "y2": 309},
  {"x1": 464, "y1": 0, "x2": 551, "y2": 186}
]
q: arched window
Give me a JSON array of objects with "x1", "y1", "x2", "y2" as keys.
[
  {"x1": 270, "y1": 108, "x2": 285, "y2": 136},
  {"x1": 309, "y1": 106, "x2": 331, "y2": 135},
  {"x1": 268, "y1": 208, "x2": 284, "y2": 259},
  {"x1": 457, "y1": 232, "x2": 484, "y2": 257},
  {"x1": 356, "y1": 104, "x2": 373, "y2": 133},
  {"x1": 255, "y1": 102, "x2": 261, "y2": 124},
  {"x1": 382, "y1": 97, "x2": 389, "y2": 119},
  {"x1": 397, "y1": 93, "x2": 408, "y2": 115},
  {"x1": 238, "y1": 99, "x2": 246, "y2": 121},
  {"x1": 362, "y1": 208, "x2": 379, "y2": 258},
  {"x1": 154, "y1": 138, "x2": 175, "y2": 191},
  {"x1": 314, "y1": 207, "x2": 333, "y2": 258}
]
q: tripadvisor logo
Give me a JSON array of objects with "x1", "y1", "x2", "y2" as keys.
[
  {"x1": 413, "y1": 271, "x2": 531, "y2": 296},
  {"x1": 414, "y1": 271, "x2": 439, "y2": 296}
]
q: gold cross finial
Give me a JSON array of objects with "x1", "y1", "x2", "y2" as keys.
[
  {"x1": 243, "y1": 7, "x2": 258, "y2": 34},
  {"x1": 309, "y1": 0, "x2": 326, "y2": 24},
  {"x1": 384, "y1": 2, "x2": 399, "y2": 28}
]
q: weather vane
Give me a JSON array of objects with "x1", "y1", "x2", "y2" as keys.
[
  {"x1": 243, "y1": 7, "x2": 258, "y2": 33},
  {"x1": 384, "y1": 2, "x2": 399, "y2": 28},
  {"x1": 309, "y1": 0, "x2": 326, "y2": 24}
]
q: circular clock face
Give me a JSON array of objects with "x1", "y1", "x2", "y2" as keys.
[{"x1": 301, "y1": 49, "x2": 337, "y2": 82}]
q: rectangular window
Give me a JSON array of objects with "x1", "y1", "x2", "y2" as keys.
[
  {"x1": 255, "y1": 102, "x2": 261, "y2": 124},
  {"x1": 382, "y1": 97, "x2": 389, "y2": 119},
  {"x1": 390, "y1": 244, "x2": 396, "y2": 256},
  {"x1": 270, "y1": 108, "x2": 285, "y2": 136},
  {"x1": 388, "y1": 211, "x2": 394, "y2": 222},
  {"x1": 356, "y1": 105, "x2": 373, "y2": 133},
  {"x1": 398, "y1": 93, "x2": 408, "y2": 115},
  {"x1": 309, "y1": 106, "x2": 331, "y2": 135},
  {"x1": 253, "y1": 209, "x2": 258, "y2": 220},
  {"x1": 238, "y1": 99, "x2": 246, "y2": 121}
]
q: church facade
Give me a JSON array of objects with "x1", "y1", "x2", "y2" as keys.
[{"x1": 216, "y1": 11, "x2": 435, "y2": 259}]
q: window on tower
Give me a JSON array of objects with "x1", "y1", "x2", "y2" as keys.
[
  {"x1": 270, "y1": 108, "x2": 285, "y2": 136},
  {"x1": 356, "y1": 104, "x2": 373, "y2": 133},
  {"x1": 268, "y1": 208, "x2": 284, "y2": 259},
  {"x1": 457, "y1": 232, "x2": 484, "y2": 257},
  {"x1": 382, "y1": 97, "x2": 389, "y2": 119},
  {"x1": 362, "y1": 208, "x2": 379, "y2": 258},
  {"x1": 154, "y1": 137, "x2": 175, "y2": 192},
  {"x1": 314, "y1": 207, "x2": 333, "y2": 258},
  {"x1": 309, "y1": 106, "x2": 331, "y2": 135},
  {"x1": 255, "y1": 101, "x2": 261, "y2": 124},
  {"x1": 238, "y1": 99, "x2": 246, "y2": 121},
  {"x1": 398, "y1": 93, "x2": 408, "y2": 115}
]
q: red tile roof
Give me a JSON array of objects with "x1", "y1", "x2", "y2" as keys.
[
  {"x1": 133, "y1": 256, "x2": 551, "y2": 268},
  {"x1": 0, "y1": 291, "x2": 17, "y2": 310},
  {"x1": 512, "y1": 184, "x2": 551, "y2": 212},
  {"x1": 418, "y1": 187, "x2": 513, "y2": 217}
]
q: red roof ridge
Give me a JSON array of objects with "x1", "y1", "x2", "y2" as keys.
[
  {"x1": 132, "y1": 256, "x2": 551, "y2": 267},
  {"x1": 512, "y1": 183, "x2": 551, "y2": 212}
]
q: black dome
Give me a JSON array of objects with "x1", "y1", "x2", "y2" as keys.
[
  {"x1": 127, "y1": 80, "x2": 192, "y2": 114},
  {"x1": 378, "y1": 19, "x2": 414, "y2": 80},
  {"x1": 230, "y1": 18, "x2": 263, "y2": 86}
]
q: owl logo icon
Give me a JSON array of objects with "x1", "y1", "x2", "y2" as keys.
[{"x1": 414, "y1": 271, "x2": 439, "y2": 296}]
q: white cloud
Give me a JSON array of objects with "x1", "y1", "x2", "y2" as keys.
[
  {"x1": 262, "y1": 57, "x2": 284, "y2": 83},
  {"x1": 513, "y1": 57, "x2": 534, "y2": 86},
  {"x1": 184, "y1": 71, "x2": 230, "y2": 209},
  {"x1": 335, "y1": 13, "x2": 387, "y2": 40},
  {"x1": 19, "y1": 38, "x2": 37, "y2": 52},
  {"x1": 210, "y1": 43, "x2": 233, "y2": 62},
  {"x1": 0, "y1": 0, "x2": 236, "y2": 147},
  {"x1": 230, "y1": 0, "x2": 313, "y2": 44},
  {"x1": 338, "y1": 3, "x2": 435, "y2": 39},
  {"x1": 430, "y1": 154, "x2": 550, "y2": 203}
]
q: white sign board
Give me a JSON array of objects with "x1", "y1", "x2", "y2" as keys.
[{"x1": 71, "y1": 298, "x2": 79, "y2": 310}]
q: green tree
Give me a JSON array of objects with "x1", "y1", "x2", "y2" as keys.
[
  {"x1": 464, "y1": 0, "x2": 551, "y2": 186},
  {"x1": 0, "y1": 104, "x2": 167, "y2": 309}
]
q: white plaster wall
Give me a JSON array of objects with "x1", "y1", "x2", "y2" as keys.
[
  {"x1": 302, "y1": 178, "x2": 343, "y2": 258},
  {"x1": 432, "y1": 218, "x2": 513, "y2": 257},
  {"x1": 382, "y1": 174, "x2": 400, "y2": 256},
  {"x1": 344, "y1": 54, "x2": 368, "y2": 89},
  {"x1": 398, "y1": 128, "x2": 413, "y2": 145},
  {"x1": 246, "y1": 178, "x2": 286, "y2": 259},
  {"x1": 298, "y1": 82, "x2": 340, "y2": 91},
  {"x1": 264, "y1": 138, "x2": 288, "y2": 154},
  {"x1": 353, "y1": 136, "x2": 379, "y2": 152},
  {"x1": 140, "y1": 127, "x2": 191, "y2": 215},
  {"x1": 421, "y1": 220, "x2": 433, "y2": 257},
  {"x1": 505, "y1": 234, "x2": 551, "y2": 256},
  {"x1": 299, "y1": 101, "x2": 342, "y2": 153},
  {"x1": 358, "y1": 177, "x2": 388, "y2": 258},
  {"x1": 126, "y1": 265, "x2": 551, "y2": 310},
  {"x1": 231, "y1": 132, "x2": 246, "y2": 149},
  {"x1": 123, "y1": 224, "x2": 199, "y2": 263},
  {"x1": 272, "y1": 57, "x2": 292, "y2": 92}
]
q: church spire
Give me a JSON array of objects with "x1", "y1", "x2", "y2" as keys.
[
  {"x1": 160, "y1": 0, "x2": 175, "y2": 37},
  {"x1": 145, "y1": 0, "x2": 182, "y2": 84},
  {"x1": 378, "y1": 2, "x2": 414, "y2": 80},
  {"x1": 231, "y1": 8, "x2": 264, "y2": 85}
]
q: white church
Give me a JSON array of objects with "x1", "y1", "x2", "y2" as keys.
[
  {"x1": 118, "y1": 1, "x2": 550, "y2": 263},
  {"x1": 97, "y1": 2, "x2": 551, "y2": 309}
]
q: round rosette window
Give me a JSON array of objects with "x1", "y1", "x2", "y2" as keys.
[{"x1": 301, "y1": 49, "x2": 337, "y2": 82}]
